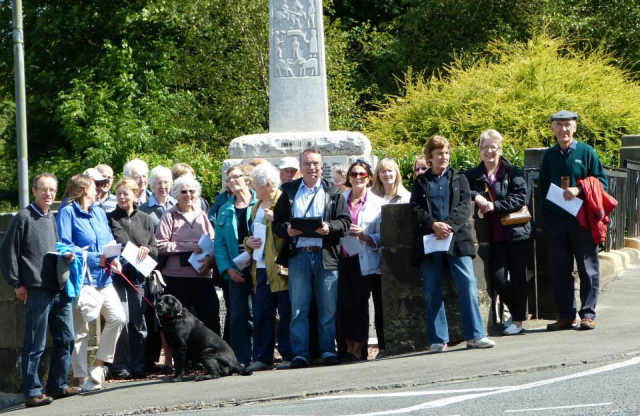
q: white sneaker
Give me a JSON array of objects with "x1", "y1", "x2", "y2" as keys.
[
  {"x1": 503, "y1": 323, "x2": 524, "y2": 336},
  {"x1": 80, "y1": 378, "x2": 103, "y2": 392},
  {"x1": 467, "y1": 337, "x2": 496, "y2": 349},
  {"x1": 429, "y1": 343, "x2": 449, "y2": 353},
  {"x1": 89, "y1": 365, "x2": 105, "y2": 385}
]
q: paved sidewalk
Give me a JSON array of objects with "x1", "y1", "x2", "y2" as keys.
[{"x1": 3, "y1": 266, "x2": 640, "y2": 415}]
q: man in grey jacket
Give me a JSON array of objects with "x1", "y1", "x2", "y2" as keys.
[{"x1": 0, "y1": 173, "x2": 79, "y2": 407}]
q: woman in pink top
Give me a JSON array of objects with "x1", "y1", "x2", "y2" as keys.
[{"x1": 155, "y1": 176, "x2": 219, "y2": 334}]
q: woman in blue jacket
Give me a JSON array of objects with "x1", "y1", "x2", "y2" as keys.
[
  {"x1": 214, "y1": 165, "x2": 258, "y2": 366},
  {"x1": 57, "y1": 174, "x2": 126, "y2": 392}
]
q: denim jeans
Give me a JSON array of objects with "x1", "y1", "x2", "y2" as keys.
[
  {"x1": 111, "y1": 269, "x2": 148, "y2": 374},
  {"x1": 252, "y1": 268, "x2": 292, "y2": 364},
  {"x1": 419, "y1": 254, "x2": 486, "y2": 344},
  {"x1": 22, "y1": 288, "x2": 74, "y2": 398},
  {"x1": 288, "y1": 250, "x2": 338, "y2": 363},
  {"x1": 228, "y1": 269, "x2": 254, "y2": 366}
]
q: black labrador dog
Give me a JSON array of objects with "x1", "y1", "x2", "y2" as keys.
[{"x1": 156, "y1": 294, "x2": 251, "y2": 381}]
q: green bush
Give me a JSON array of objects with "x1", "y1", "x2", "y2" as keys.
[
  {"x1": 366, "y1": 34, "x2": 640, "y2": 167},
  {"x1": 136, "y1": 141, "x2": 226, "y2": 202}
]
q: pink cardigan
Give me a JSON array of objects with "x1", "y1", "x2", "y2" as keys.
[{"x1": 155, "y1": 205, "x2": 215, "y2": 278}]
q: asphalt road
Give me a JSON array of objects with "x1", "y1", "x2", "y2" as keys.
[
  {"x1": 3, "y1": 266, "x2": 640, "y2": 416},
  {"x1": 166, "y1": 357, "x2": 640, "y2": 415}
]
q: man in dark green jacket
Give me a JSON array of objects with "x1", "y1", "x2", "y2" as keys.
[{"x1": 539, "y1": 110, "x2": 608, "y2": 332}]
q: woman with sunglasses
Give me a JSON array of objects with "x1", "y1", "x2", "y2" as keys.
[
  {"x1": 411, "y1": 135, "x2": 495, "y2": 353},
  {"x1": 465, "y1": 129, "x2": 533, "y2": 335},
  {"x1": 413, "y1": 155, "x2": 429, "y2": 179},
  {"x1": 338, "y1": 160, "x2": 383, "y2": 362},
  {"x1": 214, "y1": 165, "x2": 258, "y2": 366},
  {"x1": 155, "y1": 175, "x2": 219, "y2": 334}
]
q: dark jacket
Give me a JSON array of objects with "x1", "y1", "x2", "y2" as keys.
[
  {"x1": 273, "y1": 177, "x2": 351, "y2": 271},
  {"x1": 465, "y1": 157, "x2": 533, "y2": 243},
  {"x1": 107, "y1": 205, "x2": 159, "y2": 259},
  {"x1": 410, "y1": 167, "x2": 475, "y2": 266},
  {"x1": 0, "y1": 205, "x2": 59, "y2": 290}
]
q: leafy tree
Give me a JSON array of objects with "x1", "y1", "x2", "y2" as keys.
[{"x1": 367, "y1": 35, "x2": 640, "y2": 168}]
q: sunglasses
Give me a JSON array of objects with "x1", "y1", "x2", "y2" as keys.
[
  {"x1": 414, "y1": 166, "x2": 428, "y2": 172},
  {"x1": 349, "y1": 172, "x2": 369, "y2": 179},
  {"x1": 180, "y1": 189, "x2": 196, "y2": 195}
]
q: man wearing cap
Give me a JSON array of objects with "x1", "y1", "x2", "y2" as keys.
[
  {"x1": 278, "y1": 156, "x2": 300, "y2": 184},
  {"x1": 0, "y1": 173, "x2": 79, "y2": 407},
  {"x1": 94, "y1": 164, "x2": 117, "y2": 213},
  {"x1": 273, "y1": 148, "x2": 350, "y2": 368},
  {"x1": 539, "y1": 110, "x2": 608, "y2": 331}
]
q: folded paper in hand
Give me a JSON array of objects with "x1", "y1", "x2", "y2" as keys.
[
  {"x1": 233, "y1": 251, "x2": 252, "y2": 270},
  {"x1": 188, "y1": 234, "x2": 214, "y2": 272},
  {"x1": 423, "y1": 233, "x2": 454, "y2": 255}
]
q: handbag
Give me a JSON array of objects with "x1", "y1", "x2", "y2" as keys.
[
  {"x1": 484, "y1": 182, "x2": 531, "y2": 226},
  {"x1": 148, "y1": 270, "x2": 166, "y2": 295},
  {"x1": 75, "y1": 252, "x2": 103, "y2": 323}
]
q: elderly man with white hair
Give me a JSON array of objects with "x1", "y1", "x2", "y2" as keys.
[{"x1": 124, "y1": 159, "x2": 152, "y2": 206}]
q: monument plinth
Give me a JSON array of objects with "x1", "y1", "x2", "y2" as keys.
[{"x1": 224, "y1": 0, "x2": 373, "y2": 177}]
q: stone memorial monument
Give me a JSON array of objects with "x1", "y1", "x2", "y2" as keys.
[{"x1": 223, "y1": 0, "x2": 373, "y2": 180}]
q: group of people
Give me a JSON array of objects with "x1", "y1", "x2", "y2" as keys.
[{"x1": 0, "y1": 109, "x2": 609, "y2": 408}]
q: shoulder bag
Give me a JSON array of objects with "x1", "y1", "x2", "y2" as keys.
[
  {"x1": 484, "y1": 182, "x2": 531, "y2": 226},
  {"x1": 75, "y1": 251, "x2": 103, "y2": 323}
]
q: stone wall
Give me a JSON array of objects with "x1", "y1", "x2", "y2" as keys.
[{"x1": 380, "y1": 204, "x2": 494, "y2": 355}]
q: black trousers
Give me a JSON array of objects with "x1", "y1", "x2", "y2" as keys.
[
  {"x1": 488, "y1": 239, "x2": 533, "y2": 322},
  {"x1": 545, "y1": 214, "x2": 600, "y2": 320},
  {"x1": 163, "y1": 276, "x2": 221, "y2": 335},
  {"x1": 338, "y1": 256, "x2": 372, "y2": 343}
]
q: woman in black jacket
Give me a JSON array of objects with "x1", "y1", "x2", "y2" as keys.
[
  {"x1": 411, "y1": 135, "x2": 495, "y2": 353},
  {"x1": 108, "y1": 178, "x2": 158, "y2": 378},
  {"x1": 465, "y1": 129, "x2": 534, "y2": 335}
]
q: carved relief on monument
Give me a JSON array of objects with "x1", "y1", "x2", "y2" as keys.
[{"x1": 272, "y1": 0, "x2": 320, "y2": 78}]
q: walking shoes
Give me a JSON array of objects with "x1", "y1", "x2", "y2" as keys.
[{"x1": 546, "y1": 318, "x2": 576, "y2": 331}]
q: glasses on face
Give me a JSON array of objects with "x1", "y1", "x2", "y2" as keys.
[
  {"x1": 481, "y1": 145, "x2": 501, "y2": 153},
  {"x1": 180, "y1": 189, "x2": 196, "y2": 195},
  {"x1": 349, "y1": 171, "x2": 369, "y2": 179},
  {"x1": 96, "y1": 180, "x2": 110, "y2": 187},
  {"x1": 36, "y1": 187, "x2": 57, "y2": 194},
  {"x1": 414, "y1": 166, "x2": 428, "y2": 173},
  {"x1": 155, "y1": 180, "x2": 171, "y2": 187},
  {"x1": 302, "y1": 161, "x2": 322, "y2": 168},
  {"x1": 227, "y1": 174, "x2": 244, "y2": 182}
]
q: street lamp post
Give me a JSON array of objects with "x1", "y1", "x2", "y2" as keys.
[{"x1": 12, "y1": 0, "x2": 29, "y2": 208}]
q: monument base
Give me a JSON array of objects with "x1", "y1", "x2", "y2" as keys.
[{"x1": 224, "y1": 130, "x2": 375, "y2": 182}]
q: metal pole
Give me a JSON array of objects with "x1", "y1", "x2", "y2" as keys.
[{"x1": 12, "y1": 0, "x2": 29, "y2": 208}]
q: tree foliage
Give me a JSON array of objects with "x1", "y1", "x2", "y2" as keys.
[{"x1": 367, "y1": 35, "x2": 640, "y2": 168}]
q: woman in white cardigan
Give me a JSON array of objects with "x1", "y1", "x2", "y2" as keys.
[{"x1": 337, "y1": 160, "x2": 382, "y2": 363}]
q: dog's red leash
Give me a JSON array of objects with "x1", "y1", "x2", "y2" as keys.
[{"x1": 105, "y1": 261, "x2": 157, "y2": 311}]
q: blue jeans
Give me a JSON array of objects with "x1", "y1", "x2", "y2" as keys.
[
  {"x1": 419, "y1": 254, "x2": 486, "y2": 344},
  {"x1": 252, "y1": 268, "x2": 292, "y2": 364},
  {"x1": 288, "y1": 250, "x2": 338, "y2": 363},
  {"x1": 228, "y1": 269, "x2": 254, "y2": 366},
  {"x1": 23, "y1": 288, "x2": 74, "y2": 398}
]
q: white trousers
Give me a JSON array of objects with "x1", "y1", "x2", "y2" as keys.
[{"x1": 71, "y1": 284, "x2": 126, "y2": 379}]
